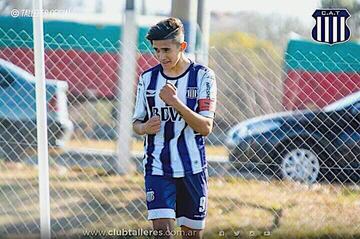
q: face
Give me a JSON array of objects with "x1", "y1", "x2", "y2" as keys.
[{"x1": 152, "y1": 39, "x2": 186, "y2": 70}]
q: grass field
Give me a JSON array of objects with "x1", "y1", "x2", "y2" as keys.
[
  {"x1": 64, "y1": 139, "x2": 228, "y2": 157},
  {"x1": 0, "y1": 162, "x2": 359, "y2": 238}
]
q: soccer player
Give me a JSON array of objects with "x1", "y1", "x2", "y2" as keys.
[{"x1": 132, "y1": 17, "x2": 217, "y2": 239}]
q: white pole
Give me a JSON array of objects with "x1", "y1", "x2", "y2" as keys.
[
  {"x1": 116, "y1": 0, "x2": 137, "y2": 174},
  {"x1": 33, "y1": 0, "x2": 51, "y2": 238},
  {"x1": 196, "y1": 0, "x2": 210, "y2": 65},
  {"x1": 172, "y1": 0, "x2": 198, "y2": 56}
]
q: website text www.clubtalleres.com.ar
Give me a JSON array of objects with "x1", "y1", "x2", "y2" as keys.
[{"x1": 83, "y1": 228, "x2": 198, "y2": 237}]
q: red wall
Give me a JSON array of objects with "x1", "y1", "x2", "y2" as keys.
[
  {"x1": 283, "y1": 70, "x2": 360, "y2": 110},
  {"x1": 0, "y1": 48, "x2": 158, "y2": 98}
]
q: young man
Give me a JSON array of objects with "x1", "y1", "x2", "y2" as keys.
[{"x1": 132, "y1": 17, "x2": 216, "y2": 239}]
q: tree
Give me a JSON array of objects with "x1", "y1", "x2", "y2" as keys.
[
  {"x1": 209, "y1": 32, "x2": 284, "y2": 125},
  {"x1": 321, "y1": 0, "x2": 360, "y2": 11},
  {"x1": 210, "y1": 12, "x2": 309, "y2": 49}
]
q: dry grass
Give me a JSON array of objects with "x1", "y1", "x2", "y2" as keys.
[
  {"x1": 64, "y1": 139, "x2": 228, "y2": 156},
  {"x1": 0, "y1": 162, "x2": 359, "y2": 238}
]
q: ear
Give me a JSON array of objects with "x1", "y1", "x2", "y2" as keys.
[{"x1": 180, "y1": 42, "x2": 187, "y2": 52}]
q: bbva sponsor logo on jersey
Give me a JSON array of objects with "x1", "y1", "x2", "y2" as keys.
[
  {"x1": 311, "y1": 9, "x2": 351, "y2": 45},
  {"x1": 151, "y1": 106, "x2": 182, "y2": 121}
]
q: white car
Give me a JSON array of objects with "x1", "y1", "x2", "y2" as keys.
[{"x1": 0, "y1": 58, "x2": 73, "y2": 160}]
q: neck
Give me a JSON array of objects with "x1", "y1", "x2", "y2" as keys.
[{"x1": 163, "y1": 55, "x2": 191, "y2": 77}]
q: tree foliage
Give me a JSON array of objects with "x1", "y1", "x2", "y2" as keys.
[{"x1": 208, "y1": 31, "x2": 284, "y2": 126}]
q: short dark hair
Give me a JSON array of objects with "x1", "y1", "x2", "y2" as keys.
[{"x1": 146, "y1": 17, "x2": 184, "y2": 43}]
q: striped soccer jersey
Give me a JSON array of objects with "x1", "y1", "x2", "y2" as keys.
[{"x1": 132, "y1": 62, "x2": 217, "y2": 177}]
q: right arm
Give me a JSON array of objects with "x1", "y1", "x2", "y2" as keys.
[
  {"x1": 133, "y1": 120, "x2": 146, "y2": 135},
  {"x1": 132, "y1": 75, "x2": 161, "y2": 135},
  {"x1": 133, "y1": 117, "x2": 161, "y2": 135}
]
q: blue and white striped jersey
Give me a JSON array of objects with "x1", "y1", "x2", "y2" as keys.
[{"x1": 132, "y1": 62, "x2": 217, "y2": 178}]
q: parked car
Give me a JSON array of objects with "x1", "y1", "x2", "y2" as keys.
[
  {"x1": 0, "y1": 59, "x2": 73, "y2": 160},
  {"x1": 227, "y1": 91, "x2": 360, "y2": 184}
]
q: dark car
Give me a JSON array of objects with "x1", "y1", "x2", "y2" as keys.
[
  {"x1": 0, "y1": 59, "x2": 73, "y2": 161},
  {"x1": 227, "y1": 91, "x2": 360, "y2": 184}
]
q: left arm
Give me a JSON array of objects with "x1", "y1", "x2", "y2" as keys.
[
  {"x1": 159, "y1": 83, "x2": 214, "y2": 136},
  {"x1": 173, "y1": 97, "x2": 213, "y2": 136}
]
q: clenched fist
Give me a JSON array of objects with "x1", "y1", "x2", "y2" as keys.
[
  {"x1": 159, "y1": 83, "x2": 179, "y2": 106},
  {"x1": 142, "y1": 116, "x2": 161, "y2": 135}
]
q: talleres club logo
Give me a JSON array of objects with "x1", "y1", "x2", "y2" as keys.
[{"x1": 312, "y1": 9, "x2": 351, "y2": 45}]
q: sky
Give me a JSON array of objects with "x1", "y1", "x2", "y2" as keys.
[
  {"x1": 98, "y1": 0, "x2": 321, "y2": 22},
  {"x1": 144, "y1": 0, "x2": 321, "y2": 25},
  {"x1": 84, "y1": 0, "x2": 322, "y2": 29}
]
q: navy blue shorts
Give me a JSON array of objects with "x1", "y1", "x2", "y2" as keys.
[{"x1": 144, "y1": 170, "x2": 208, "y2": 230}]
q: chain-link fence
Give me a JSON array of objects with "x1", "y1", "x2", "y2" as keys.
[{"x1": 0, "y1": 19, "x2": 359, "y2": 238}]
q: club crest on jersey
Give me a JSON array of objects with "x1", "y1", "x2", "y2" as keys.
[
  {"x1": 186, "y1": 87, "x2": 198, "y2": 99},
  {"x1": 146, "y1": 191, "x2": 154, "y2": 202},
  {"x1": 311, "y1": 9, "x2": 351, "y2": 45},
  {"x1": 151, "y1": 106, "x2": 182, "y2": 121}
]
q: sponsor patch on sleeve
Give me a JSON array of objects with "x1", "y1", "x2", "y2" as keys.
[{"x1": 198, "y1": 99, "x2": 216, "y2": 112}]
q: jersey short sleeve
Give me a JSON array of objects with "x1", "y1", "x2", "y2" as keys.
[
  {"x1": 132, "y1": 75, "x2": 147, "y2": 122},
  {"x1": 198, "y1": 69, "x2": 217, "y2": 118}
]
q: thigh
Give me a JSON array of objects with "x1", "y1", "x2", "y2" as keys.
[
  {"x1": 176, "y1": 170, "x2": 208, "y2": 230},
  {"x1": 145, "y1": 175, "x2": 177, "y2": 220}
]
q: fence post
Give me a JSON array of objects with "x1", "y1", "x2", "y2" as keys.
[
  {"x1": 172, "y1": 0, "x2": 198, "y2": 55},
  {"x1": 196, "y1": 0, "x2": 210, "y2": 65},
  {"x1": 33, "y1": 0, "x2": 51, "y2": 238},
  {"x1": 116, "y1": 0, "x2": 137, "y2": 174}
]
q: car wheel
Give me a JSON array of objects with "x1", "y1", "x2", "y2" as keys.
[
  {"x1": 229, "y1": 147, "x2": 245, "y2": 166},
  {"x1": 281, "y1": 148, "x2": 320, "y2": 184}
]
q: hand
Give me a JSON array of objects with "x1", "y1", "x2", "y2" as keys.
[
  {"x1": 159, "y1": 83, "x2": 179, "y2": 107},
  {"x1": 142, "y1": 116, "x2": 161, "y2": 135}
]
